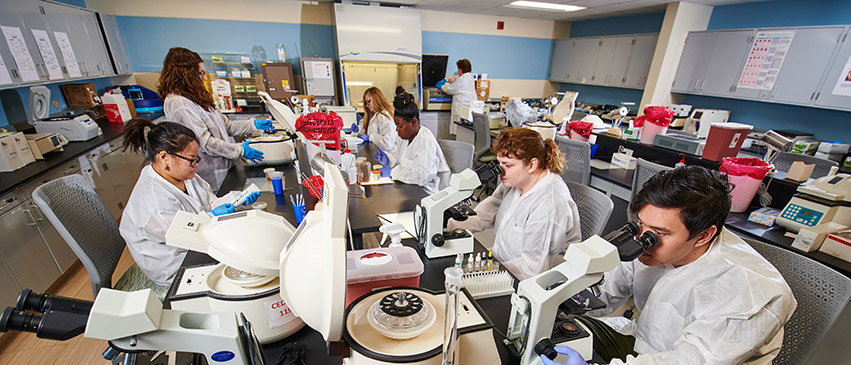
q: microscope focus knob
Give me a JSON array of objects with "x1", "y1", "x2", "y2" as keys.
[
  {"x1": 535, "y1": 338, "x2": 558, "y2": 360},
  {"x1": 431, "y1": 234, "x2": 445, "y2": 247}
]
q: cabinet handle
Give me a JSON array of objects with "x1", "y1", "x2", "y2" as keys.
[
  {"x1": 28, "y1": 203, "x2": 44, "y2": 221},
  {"x1": 0, "y1": 197, "x2": 17, "y2": 210},
  {"x1": 10, "y1": 69, "x2": 18, "y2": 79},
  {"x1": 694, "y1": 80, "x2": 701, "y2": 91},
  {"x1": 102, "y1": 162, "x2": 108, "y2": 171},
  {"x1": 700, "y1": 80, "x2": 708, "y2": 91},
  {"x1": 23, "y1": 209, "x2": 37, "y2": 226}
]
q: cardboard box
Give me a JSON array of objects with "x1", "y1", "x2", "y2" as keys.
[
  {"x1": 125, "y1": 98, "x2": 137, "y2": 118},
  {"x1": 785, "y1": 161, "x2": 815, "y2": 182},
  {"x1": 791, "y1": 222, "x2": 847, "y2": 252},
  {"x1": 60, "y1": 83, "x2": 98, "y2": 107},
  {"x1": 475, "y1": 80, "x2": 490, "y2": 101},
  {"x1": 819, "y1": 230, "x2": 851, "y2": 263}
]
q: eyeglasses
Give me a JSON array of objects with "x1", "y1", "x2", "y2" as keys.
[
  {"x1": 198, "y1": 70, "x2": 206, "y2": 79},
  {"x1": 364, "y1": 99, "x2": 372, "y2": 105},
  {"x1": 169, "y1": 152, "x2": 201, "y2": 167}
]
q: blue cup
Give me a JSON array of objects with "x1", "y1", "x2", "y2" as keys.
[
  {"x1": 590, "y1": 144, "x2": 599, "y2": 157},
  {"x1": 294, "y1": 205, "x2": 306, "y2": 224},
  {"x1": 270, "y1": 171, "x2": 284, "y2": 195}
]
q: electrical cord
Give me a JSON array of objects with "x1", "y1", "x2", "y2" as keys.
[{"x1": 757, "y1": 174, "x2": 774, "y2": 207}]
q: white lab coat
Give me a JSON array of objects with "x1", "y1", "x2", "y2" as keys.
[
  {"x1": 589, "y1": 228, "x2": 797, "y2": 364},
  {"x1": 365, "y1": 111, "x2": 398, "y2": 160},
  {"x1": 163, "y1": 94, "x2": 257, "y2": 191},
  {"x1": 119, "y1": 165, "x2": 235, "y2": 286},
  {"x1": 441, "y1": 73, "x2": 476, "y2": 134},
  {"x1": 449, "y1": 172, "x2": 581, "y2": 280},
  {"x1": 389, "y1": 127, "x2": 450, "y2": 194}
]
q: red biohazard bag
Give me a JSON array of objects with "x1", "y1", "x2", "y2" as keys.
[
  {"x1": 295, "y1": 111, "x2": 344, "y2": 150},
  {"x1": 633, "y1": 106, "x2": 674, "y2": 128}
]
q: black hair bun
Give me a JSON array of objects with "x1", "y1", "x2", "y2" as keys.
[
  {"x1": 393, "y1": 92, "x2": 415, "y2": 109},
  {"x1": 395, "y1": 86, "x2": 406, "y2": 96}
]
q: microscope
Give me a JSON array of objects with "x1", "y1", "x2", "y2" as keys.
[
  {"x1": 414, "y1": 161, "x2": 503, "y2": 259},
  {"x1": 0, "y1": 288, "x2": 266, "y2": 364},
  {"x1": 505, "y1": 223, "x2": 657, "y2": 365}
]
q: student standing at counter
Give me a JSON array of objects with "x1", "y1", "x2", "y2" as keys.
[
  {"x1": 119, "y1": 118, "x2": 259, "y2": 294},
  {"x1": 439, "y1": 58, "x2": 477, "y2": 135},
  {"x1": 158, "y1": 47, "x2": 272, "y2": 191},
  {"x1": 360, "y1": 87, "x2": 398, "y2": 159},
  {"x1": 543, "y1": 166, "x2": 797, "y2": 365},
  {"x1": 374, "y1": 91, "x2": 449, "y2": 194},
  {"x1": 449, "y1": 128, "x2": 581, "y2": 280}
]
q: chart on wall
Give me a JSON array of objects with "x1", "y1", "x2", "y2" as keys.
[
  {"x1": 1, "y1": 25, "x2": 39, "y2": 82},
  {"x1": 831, "y1": 54, "x2": 851, "y2": 97},
  {"x1": 737, "y1": 30, "x2": 796, "y2": 90},
  {"x1": 30, "y1": 29, "x2": 63, "y2": 80}
]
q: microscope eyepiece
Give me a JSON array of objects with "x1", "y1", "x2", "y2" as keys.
[
  {"x1": 473, "y1": 160, "x2": 503, "y2": 185},
  {"x1": 604, "y1": 222, "x2": 658, "y2": 261}
]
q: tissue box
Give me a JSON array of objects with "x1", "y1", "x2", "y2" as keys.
[
  {"x1": 819, "y1": 230, "x2": 851, "y2": 263},
  {"x1": 611, "y1": 152, "x2": 636, "y2": 169},
  {"x1": 747, "y1": 207, "x2": 781, "y2": 227},
  {"x1": 791, "y1": 222, "x2": 847, "y2": 252},
  {"x1": 785, "y1": 161, "x2": 815, "y2": 182}
]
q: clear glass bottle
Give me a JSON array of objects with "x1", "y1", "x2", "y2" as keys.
[
  {"x1": 277, "y1": 43, "x2": 287, "y2": 62},
  {"x1": 443, "y1": 267, "x2": 463, "y2": 365}
]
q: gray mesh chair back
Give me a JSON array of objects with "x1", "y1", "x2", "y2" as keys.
[
  {"x1": 438, "y1": 139, "x2": 475, "y2": 174},
  {"x1": 566, "y1": 181, "x2": 614, "y2": 240},
  {"x1": 628, "y1": 158, "x2": 673, "y2": 220},
  {"x1": 31, "y1": 174, "x2": 125, "y2": 298},
  {"x1": 743, "y1": 238, "x2": 851, "y2": 365},
  {"x1": 556, "y1": 136, "x2": 591, "y2": 185},
  {"x1": 472, "y1": 112, "x2": 496, "y2": 163},
  {"x1": 771, "y1": 152, "x2": 838, "y2": 179}
]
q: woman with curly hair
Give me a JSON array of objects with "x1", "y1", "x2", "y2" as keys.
[{"x1": 158, "y1": 47, "x2": 272, "y2": 190}]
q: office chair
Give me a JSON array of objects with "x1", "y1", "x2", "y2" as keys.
[
  {"x1": 32, "y1": 174, "x2": 169, "y2": 300},
  {"x1": 556, "y1": 136, "x2": 592, "y2": 185},
  {"x1": 565, "y1": 181, "x2": 614, "y2": 240},
  {"x1": 628, "y1": 158, "x2": 673, "y2": 221},
  {"x1": 472, "y1": 112, "x2": 497, "y2": 165},
  {"x1": 770, "y1": 152, "x2": 838, "y2": 179},
  {"x1": 438, "y1": 139, "x2": 475, "y2": 174},
  {"x1": 743, "y1": 238, "x2": 851, "y2": 365}
]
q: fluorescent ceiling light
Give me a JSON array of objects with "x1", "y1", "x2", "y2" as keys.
[{"x1": 507, "y1": 1, "x2": 585, "y2": 12}]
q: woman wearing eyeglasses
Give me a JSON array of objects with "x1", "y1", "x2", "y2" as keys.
[
  {"x1": 159, "y1": 47, "x2": 272, "y2": 191},
  {"x1": 359, "y1": 87, "x2": 398, "y2": 159},
  {"x1": 119, "y1": 118, "x2": 260, "y2": 288}
]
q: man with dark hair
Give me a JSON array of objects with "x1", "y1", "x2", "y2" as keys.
[{"x1": 543, "y1": 166, "x2": 797, "y2": 365}]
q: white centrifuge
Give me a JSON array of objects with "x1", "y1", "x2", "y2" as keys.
[{"x1": 165, "y1": 209, "x2": 304, "y2": 343}]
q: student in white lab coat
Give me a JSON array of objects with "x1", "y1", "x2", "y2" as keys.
[
  {"x1": 448, "y1": 128, "x2": 581, "y2": 280},
  {"x1": 374, "y1": 91, "x2": 449, "y2": 194},
  {"x1": 439, "y1": 59, "x2": 477, "y2": 135},
  {"x1": 119, "y1": 118, "x2": 259, "y2": 289},
  {"x1": 541, "y1": 166, "x2": 796, "y2": 365},
  {"x1": 359, "y1": 87, "x2": 397, "y2": 159},
  {"x1": 158, "y1": 47, "x2": 273, "y2": 191}
]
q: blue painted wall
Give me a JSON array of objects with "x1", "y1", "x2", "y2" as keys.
[
  {"x1": 570, "y1": 12, "x2": 665, "y2": 38},
  {"x1": 116, "y1": 16, "x2": 336, "y2": 74},
  {"x1": 54, "y1": 0, "x2": 86, "y2": 8},
  {"x1": 690, "y1": 0, "x2": 851, "y2": 143},
  {"x1": 422, "y1": 31, "x2": 553, "y2": 79}
]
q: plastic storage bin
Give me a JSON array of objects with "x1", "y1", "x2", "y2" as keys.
[
  {"x1": 640, "y1": 122, "x2": 668, "y2": 144},
  {"x1": 702, "y1": 123, "x2": 753, "y2": 161},
  {"x1": 721, "y1": 157, "x2": 773, "y2": 213},
  {"x1": 346, "y1": 246, "x2": 424, "y2": 306}
]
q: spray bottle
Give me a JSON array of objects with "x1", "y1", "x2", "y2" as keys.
[
  {"x1": 675, "y1": 153, "x2": 687, "y2": 168},
  {"x1": 378, "y1": 222, "x2": 405, "y2": 247}
]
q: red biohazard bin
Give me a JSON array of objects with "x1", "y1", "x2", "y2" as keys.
[
  {"x1": 721, "y1": 157, "x2": 773, "y2": 212},
  {"x1": 702, "y1": 123, "x2": 753, "y2": 161}
]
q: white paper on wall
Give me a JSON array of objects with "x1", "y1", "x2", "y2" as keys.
[
  {"x1": 737, "y1": 30, "x2": 796, "y2": 90},
  {"x1": 30, "y1": 29, "x2": 63, "y2": 80},
  {"x1": 53, "y1": 31, "x2": 81, "y2": 78},
  {"x1": 1, "y1": 25, "x2": 39, "y2": 82},
  {"x1": 0, "y1": 54, "x2": 12, "y2": 85},
  {"x1": 831, "y1": 53, "x2": 851, "y2": 97},
  {"x1": 311, "y1": 61, "x2": 332, "y2": 79}
]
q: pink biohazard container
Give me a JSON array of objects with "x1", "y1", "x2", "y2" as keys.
[
  {"x1": 721, "y1": 157, "x2": 773, "y2": 213},
  {"x1": 345, "y1": 246, "x2": 424, "y2": 306}
]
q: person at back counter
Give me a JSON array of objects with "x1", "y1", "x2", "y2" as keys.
[
  {"x1": 542, "y1": 166, "x2": 797, "y2": 365},
  {"x1": 374, "y1": 90, "x2": 449, "y2": 194}
]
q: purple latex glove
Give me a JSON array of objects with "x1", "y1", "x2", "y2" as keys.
[{"x1": 374, "y1": 149, "x2": 390, "y2": 166}]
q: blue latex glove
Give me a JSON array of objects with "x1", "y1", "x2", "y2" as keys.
[
  {"x1": 539, "y1": 346, "x2": 588, "y2": 365},
  {"x1": 350, "y1": 122, "x2": 359, "y2": 134},
  {"x1": 210, "y1": 204, "x2": 235, "y2": 216},
  {"x1": 436, "y1": 78, "x2": 446, "y2": 90},
  {"x1": 378, "y1": 167, "x2": 393, "y2": 177},
  {"x1": 360, "y1": 134, "x2": 370, "y2": 143},
  {"x1": 254, "y1": 119, "x2": 275, "y2": 133},
  {"x1": 242, "y1": 192, "x2": 260, "y2": 206},
  {"x1": 374, "y1": 149, "x2": 390, "y2": 166},
  {"x1": 241, "y1": 141, "x2": 265, "y2": 163}
]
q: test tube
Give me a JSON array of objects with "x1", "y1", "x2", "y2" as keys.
[{"x1": 443, "y1": 267, "x2": 464, "y2": 365}]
